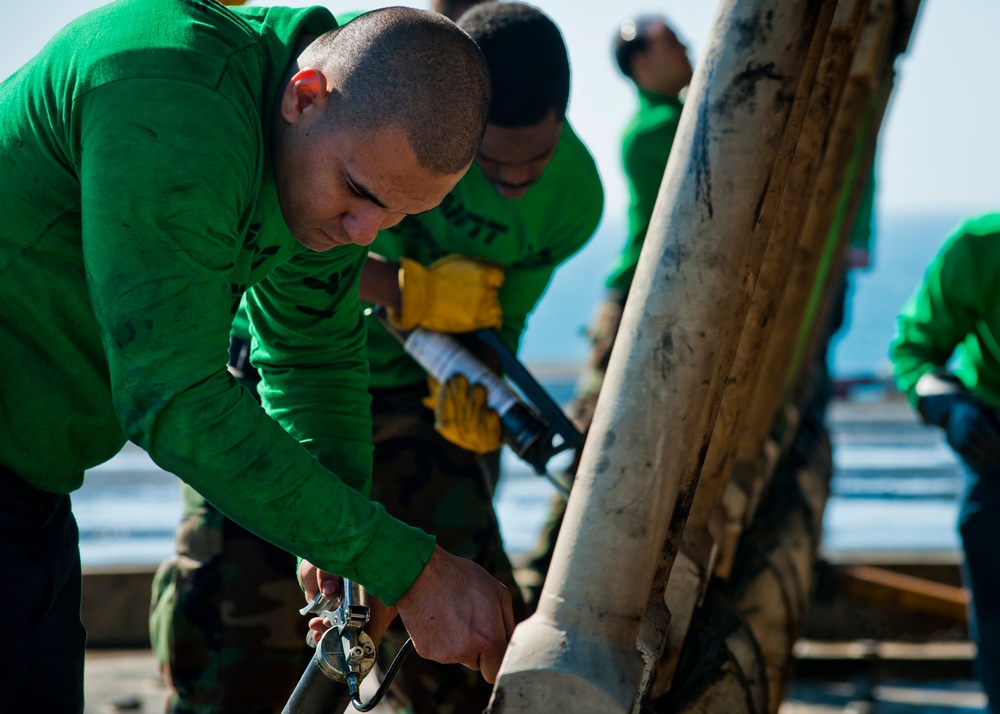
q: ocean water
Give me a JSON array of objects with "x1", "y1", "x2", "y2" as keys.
[
  {"x1": 76, "y1": 410, "x2": 964, "y2": 568},
  {"x1": 74, "y1": 210, "x2": 974, "y2": 567}
]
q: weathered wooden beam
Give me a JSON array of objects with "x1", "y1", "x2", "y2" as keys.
[
  {"x1": 486, "y1": 1, "x2": 839, "y2": 711},
  {"x1": 720, "y1": 0, "x2": 899, "y2": 582},
  {"x1": 652, "y1": 1, "x2": 869, "y2": 701}
]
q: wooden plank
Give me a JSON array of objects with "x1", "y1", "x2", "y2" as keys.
[
  {"x1": 836, "y1": 565, "x2": 969, "y2": 622},
  {"x1": 793, "y1": 639, "x2": 975, "y2": 661}
]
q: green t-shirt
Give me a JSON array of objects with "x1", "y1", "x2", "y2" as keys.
[
  {"x1": 365, "y1": 122, "x2": 604, "y2": 389},
  {"x1": 0, "y1": 0, "x2": 432, "y2": 604},
  {"x1": 605, "y1": 89, "x2": 684, "y2": 296},
  {"x1": 891, "y1": 213, "x2": 1000, "y2": 411}
]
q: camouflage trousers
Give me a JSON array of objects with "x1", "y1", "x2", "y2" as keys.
[
  {"x1": 149, "y1": 485, "x2": 312, "y2": 714},
  {"x1": 369, "y1": 384, "x2": 528, "y2": 714}
]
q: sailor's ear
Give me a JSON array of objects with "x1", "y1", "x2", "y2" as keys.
[{"x1": 279, "y1": 68, "x2": 329, "y2": 123}]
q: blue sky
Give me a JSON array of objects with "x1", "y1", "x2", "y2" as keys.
[{"x1": 4, "y1": 0, "x2": 998, "y2": 221}]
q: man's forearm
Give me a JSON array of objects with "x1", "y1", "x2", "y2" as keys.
[{"x1": 360, "y1": 254, "x2": 401, "y2": 312}]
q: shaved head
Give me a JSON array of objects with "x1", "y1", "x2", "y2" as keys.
[{"x1": 298, "y1": 7, "x2": 491, "y2": 176}]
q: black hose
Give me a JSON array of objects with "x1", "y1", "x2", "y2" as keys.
[
  {"x1": 350, "y1": 639, "x2": 415, "y2": 712},
  {"x1": 284, "y1": 635, "x2": 415, "y2": 713}
]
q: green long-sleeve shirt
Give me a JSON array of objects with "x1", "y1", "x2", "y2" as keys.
[
  {"x1": 0, "y1": 0, "x2": 432, "y2": 604},
  {"x1": 891, "y1": 213, "x2": 1000, "y2": 411},
  {"x1": 365, "y1": 122, "x2": 604, "y2": 389},
  {"x1": 605, "y1": 89, "x2": 684, "y2": 296}
]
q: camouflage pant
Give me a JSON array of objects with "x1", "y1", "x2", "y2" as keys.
[
  {"x1": 370, "y1": 384, "x2": 527, "y2": 714},
  {"x1": 149, "y1": 485, "x2": 313, "y2": 714}
]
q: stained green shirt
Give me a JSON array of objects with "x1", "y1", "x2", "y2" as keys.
[
  {"x1": 0, "y1": 0, "x2": 432, "y2": 604},
  {"x1": 891, "y1": 213, "x2": 1000, "y2": 411},
  {"x1": 605, "y1": 89, "x2": 684, "y2": 296},
  {"x1": 365, "y1": 122, "x2": 604, "y2": 389}
]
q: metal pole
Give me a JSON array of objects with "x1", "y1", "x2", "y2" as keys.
[{"x1": 487, "y1": 1, "x2": 836, "y2": 711}]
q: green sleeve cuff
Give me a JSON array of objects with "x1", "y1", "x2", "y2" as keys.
[
  {"x1": 349, "y1": 506, "x2": 437, "y2": 605},
  {"x1": 295, "y1": 509, "x2": 435, "y2": 606}
]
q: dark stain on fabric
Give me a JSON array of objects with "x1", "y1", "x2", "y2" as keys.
[
  {"x1": 114, "y1": 319, "x2": 137, "y2": 348},
  {"x1": 118, "y1": 385, "x2": 169, "y2": 441},
  {"x1": 296, "y1": 305, "x2": 335, "y2": 319}
]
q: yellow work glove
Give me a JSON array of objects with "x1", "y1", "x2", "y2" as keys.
[
  {"x1": 423, "y1": 374, "x2": 503, "y2": 453},
  {"x1": 391, "y1": 255, "x2": 504, "y2": 332}
]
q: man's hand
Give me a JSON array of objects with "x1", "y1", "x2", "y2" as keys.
[
  {"x1": 392, "y1": 255, "x2": 504, "y2": 332},
  {"x1": 298, "y1": 559, "x2": 341, "y2": 604},
  {"x1": 298, "y1": 561, "x2": 397, "y2": 646},
  {"x1": 925, "y1": 396, "x2": 1000, "y2": 472},
  {"x1": 916, "y1": 371, "x2": 1000, "y2": 472},
  {"x1": 395, "y1": 546, "x2": 515, "y2": 683},
  {"x1": 424, "y1": 374, "x2": 502, "y2": 453}
]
